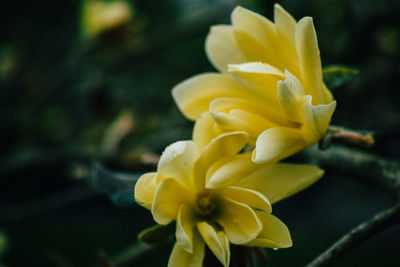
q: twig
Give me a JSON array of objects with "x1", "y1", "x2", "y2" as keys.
[
  {"x1": 302, "y1": 145, "x2": 400, "y2": 199},
  {"x1": 305, "y1": 203, "x2": 400, "y2": 267},
  {"x1": 320, "y1": 126, "x2": 374, "y2": 150}
]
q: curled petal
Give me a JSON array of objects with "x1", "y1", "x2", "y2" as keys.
[
  {"x1": 192, "y1": 112, "x2": 222, "y2": 150},
  {"x1": 216, "y1": 196, "x2": 262, "y2": 244},
  {"x1": 205, "y1": 25, "x2": 247, "y2": 73},
  {"x1": 158, "y1": 141, "x2": 199, "y2": 185},
  {"x1": 197, "y1": 222, "x2": 230, "y2": 267},
  {"x1": 152, "y1": 178, "x2": 193, "y2": 225},
  {"x1": 278, "y1": 70, "x2": 305, "y2": 123},
  {"x1": 168, "y1": 232, "x2": 205, "y2": 267},
  {"x1": 193, "y1": 131, "x2": 249, "y2": 190},
  {"x1": 244, "y1": 212, "x2": 292, "y2": 248},
  {"x1": 301, "y1": 95, "x2": 336, "y2": 143},
  {"x1": 252, "y1": 127, "x2": 305, "y2": 164},
  {"x1": 134, "y1": 172, "x2": 158, "y2": 210},
  {"x1": 176, "y1": 204, "x2": 196, "y2": 253},
  {"x1": 207, "y1": 153, "x2": 257, "y2": 188},
  {"x1": 233, "y1": 163, "x2": 324, "y2": 204}
]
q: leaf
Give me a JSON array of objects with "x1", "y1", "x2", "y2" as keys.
[
  {"x1": 138, "y1": 222, "x2": 175, "y2": 246},
  {"x1": 323, "y1": 65, "x2": 359, "y2": 90},
  {"x1": 92, "y1": 163, "x2": 140, "y2": 207}
]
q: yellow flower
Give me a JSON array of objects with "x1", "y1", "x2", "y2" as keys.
[
  {"x1": 172, "y1": 5, "x2": 336, "y2": 164},
  {"x1": 135, "y1": 131, "x2": 324, "y2": 267}
]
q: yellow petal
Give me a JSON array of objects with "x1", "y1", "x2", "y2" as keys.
[
  {"x1": 211, "y1": 110, "x2": 276, "y2": 143},
  {"x1": 176, "y1": 204, "x2": 196, "y2": 253},
  {"x1": 172, "y1": 73, "x2": 252, "y2": 120},
  {"x1": 295, "y1": 17, "x2": 324, "y2": 105},
  {"x1": 134, "y1": 172, "x2": 158, "y2": 210},
  {"x1": 217, "y1": 186, "x2": 272, "y2": 213},
  {"x1": 274, "y1": 4, "x2": 296, "y2": 47},
  {"x1": 206, "y1": 153, "x2": 257, "y2": 188},
  {"x1": 228, "y1": 62, "x2": 284, "y2": 102},
  {"x1": 192, "y1": 112, "x2": 222, "y2": 151},
  {"x1": 168, "y1": 232, "x2": 205, "y2": 267},
  {"x1": 197, "y1": 222, "x2": 230, "y2": 267},
  {"x1": 278, "y1": 70, "x2": 305, "y2": 123},
  {"x1": 151, "y1": 178, "x2": 193, "y2": 225},
  {"x1": 210, "y1": 96, "x2": 283, "y2": 124},
  {"x1": 252, "y1": 127, "x2": 305, "y2": 164},
  {"x1": 158, "y1": 141, "x2": 199, "y2": 185},
  {"x1": 244, "y1": 212, "x2": 292, "y2": 248},
  {"x1": 231, "y1": 7, "x2": 281, "y2": 69},
  {"x1": 216, "y1": 196, "x2": 262, "y2": 244},
  {"x1": 273, "y1": 4, "x2": 300, "y2": 78},
  {"x1": 233, "y1": 163, "x2": 324, "y2": 204},
  {"x1": 193, "y1": 131, "x2": 249, "y2": 190},
  {"x1": 301, "y1": 95, "x2": 336, "y2": 143},
  {"x1": 205, "y1": 25, "x2": 247, "y2": 73}
]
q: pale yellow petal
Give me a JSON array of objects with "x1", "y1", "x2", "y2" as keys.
[
  {"x1": 193, "y1": 131, "x2": 249, "y2": 190},
  {"x1": 192, "y1": 112, "x2": 222, "y2": 150},
  {"x1": 252, "y1": 127, "x2": 305, "y2": 164},
  {"x1": 277, "y1": 70, "x2": 305, "y2": 123},
  {"x1": 244, "y1": 212, "x2": 292, "y2": 248},
  {"x1": 217, "y1": 186, "x2": 272, "y2": 213},
  {"x1": 172, "y1": 73, "x2": 252, "y2": 120},
  {"x1": 176, "y1": 204, "x2": 196, "y2": 253},
  {"x1": 134, "y1": 172, "x2": 158, "y2": 210},
  {"x1": 300, "y1": 95, "x2": 336, "y2": 143},
  {"x1": 168, "y1": 232, "x2": 205, "y2": 267},
  {"x1": 273, "y1": 4, "x2": 300, "y2": 77},
  {"x1": 216, "y1": 196, "x2": 262, "y2": 244},
  {"x1": 211, "y1": 110, "x2": 276, "y2": 143},
  {"x1": 233, "y1": 163, "x2": 324, "y2": 204},
  {"x1": 209, "y1": 96, "x2": 283, "y2": 124},
  {"x1": 274, "y1": 4, "x2": 296, "y2": 46},
  {"x1": 295, "y1": 17, "x2": 324, "y2": 105},
  {"x1": 197, "y1": 222, "x2": 230, "y2": 267},
  {"x1": 231, "y1": 6, "x2": 282, "y2": 69},
  {"x1": 228, "y1": 63, "x2": 285, "y2": 109},
  {"x1": 158, "y1": 141, "x2": 199, "y2": 185},
  {"x1": 205, "y1": 25, "x2": 247, "y2": 73},
  {"x1": 206, "y1": 153, "x2": 255, "y2": 188},
  {"x1": 151, "y1": 178, "x2": 193, "y2": 225},
  {"x1": 312, "y1": 101, "x2": 337, "y2": 136},
  {"x1": 323, "y1": 83, "x2": 334, "y2": 103}
]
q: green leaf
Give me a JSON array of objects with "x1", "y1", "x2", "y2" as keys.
[
  {"x1": 323, "y1": 65, "x2": 359, "y2": 90},
  {"x1": 138, "y1": 222, "x2": 175, "y2": 246}
]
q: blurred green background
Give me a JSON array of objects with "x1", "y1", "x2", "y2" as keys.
[{"x1": 0, "y1": 0, "x2": 399, "y2": 266}]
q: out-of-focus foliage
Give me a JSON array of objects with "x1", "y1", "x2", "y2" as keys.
[
  {"x1": 138, "y1": 223, "x2": 175, "y2": 246},
  {"x1": 0, "y1": 0, "x2": 399, "y2": 266},
  {"x1": 323, "y1": 65, "x2": 359, "y2": 90}
]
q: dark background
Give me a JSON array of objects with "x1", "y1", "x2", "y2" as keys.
[{"x1": 0, "y1": 0, "x2": 399, "y2": 266}]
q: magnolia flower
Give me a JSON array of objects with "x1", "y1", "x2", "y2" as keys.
[
  {"x1": 135, "y1": 131, "x2": 324, "y2": 267},
  {"x1": 172, "y1": 4, "x2": 336, "y2": 164}
]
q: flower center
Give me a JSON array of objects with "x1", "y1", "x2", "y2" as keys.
[{"x1": 195, "y1": 191, "x2": 216, "y2": 217}]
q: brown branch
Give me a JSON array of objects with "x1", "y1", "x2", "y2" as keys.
[
  {"x1": 305, "y1": 203, "x2": 400, "y2": 267},
  {"x1": 302, "y1": 145, "x2": 400, "y2": 199},
  {"x1": 319, "y1": 126, "x2": 375, "y2": 150}
]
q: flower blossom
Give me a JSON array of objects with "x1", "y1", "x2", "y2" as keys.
[
  {"x1": 135, "y1": 131, "x2": 324, "y2": 266},
  {"x1": 172, "y1": 4, "x2": 336, "y2": 164}
]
